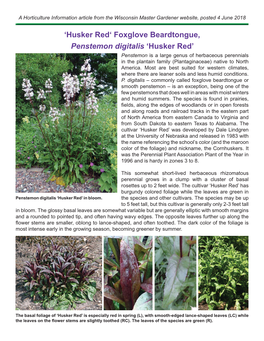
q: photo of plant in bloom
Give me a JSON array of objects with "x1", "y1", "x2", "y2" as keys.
[
  {"x1": 16, "y1": 236, "x2": 102, "y2": 310},
  {"x1": 16, "y1": 54, "x2": 117, "y2": 192},
  {"x1": 198, "y1": 236, "x2": 248, "y2": 310},
  {"x1": 104, "y1": 236, "x2": 153, "y2": 310},
  {"x1": 155, "y1": 236, "x2": 196, "y2": 310}
]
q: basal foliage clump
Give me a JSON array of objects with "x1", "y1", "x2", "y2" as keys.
[
  {"x1": 155, "y1": 236, "x2": 196, "y2": 310},
  {"x1": 19, "y1": 58, "x2": 117, "y2": 191},
  {"x1": 104, "y1": 236, "x2": 153, "y2": 310},
  {"x1": 198, "y1": 236, "x2": 248, "y2": 310},
  {"x1": 22, "y1": 240, "x2": 98, "y2": 310}
]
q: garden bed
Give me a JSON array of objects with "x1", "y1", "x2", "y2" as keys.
[
  {"x1": 16, "y1": 236, "x2": 102, "y2": 310},
  {"x1": 16, "y1": 167, "x2": 101, "y2": 193}
]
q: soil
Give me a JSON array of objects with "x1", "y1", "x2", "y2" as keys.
[
  {"x1": 16, "y1": 167, "x2": 102, "y2": 193},
  {"x1": 16, "y1": 236, "x2": 102, "y2": 310}
]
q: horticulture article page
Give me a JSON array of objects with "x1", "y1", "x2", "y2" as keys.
[{"x1": 3, "y1": 1, "x2": 263, "y2": 340}]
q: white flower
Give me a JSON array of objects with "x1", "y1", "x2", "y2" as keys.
[
  {"x1": 72, "y1": 75, "x2": 80, "y2": 94},
  {"x1": 80, "y1": 59, "x2": 96, "y2": 90},
  {"x1": 37, "y1": 88, "x2": 46, "y2": 100},
  {"x1": 45, "y1": 79, "x2": 53, "y2": 93},
  {"x1": 39, "y1": 104, "x2": 46, "y2": 112},
  {"x1": 81, "y1": 59, "x2": 91, "y2": 72},
  {"x1": 75, "y1": 101, "x2": 82, "y2": 108},
  {"x1": 86, "y1": 91, "x2": 98, "y2": 115},
  {"x1": 22, "y1": 79, "x2": 34, "y2": 101},
  {"x1": 61, "y1": 73, "x2": 80, "y2": 106},
  {"x1": 49, "y1": 107, "x2": 65, "y2": 121}
]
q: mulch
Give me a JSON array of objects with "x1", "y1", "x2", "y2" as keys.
[
  {"x1": 16, "y1": 236, "x2": 102, "y2": 310},
  {"x1": 16, "y1": 167, "x2": 102, "y2": 193}
]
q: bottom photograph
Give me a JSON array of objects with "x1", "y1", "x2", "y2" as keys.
[
  {"x1": 198, "y1": 236, "x2": 249, "y2": 310},
  {"x1": 155, "y1": 236, "x2": 197, "y2": 310},
  {"x1": 104, "y1": 236, "x2": 153, "y2": 310},
  {"x1": 15, "y1": 236, "x2": 102, "y2": 310}
]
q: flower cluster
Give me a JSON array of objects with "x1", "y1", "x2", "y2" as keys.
[
  {"x1": 86, "y1": 91, "x2": 99, "y2": 115},
  {"x1": 79, "y1": 59, "x2": 98, "y2": 115},
  {"x1": 81, "y1": 59, "x2": 91, "y2": 73},
  {"x1": 37, "y1": 88, "x2": 46, "y2": 100},
  {"x1": 39, "y1": 104, "x2": 46, "y2": 112},
  {"x1": 61, "y1": 73, "x2": 80, "y2": 107},
  {"x1": 22, "y1": 116, "x2": 29, "y2": 124},
  {"x1": 49, "y1": 107, "x2": 65, "y2": 122},
  {"x1": 80, "y1": 59, "x2": 93, "y2": 88},
  {"x1": 45, "y1": 79, "x2": 53, "y2": 93},
  {"x1": 22, "y1": 79, "x2": 34, "y2": 101}
]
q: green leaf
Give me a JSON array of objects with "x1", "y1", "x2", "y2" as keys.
[
  {"x1": 134, "y1": 242, "x2": 151, "y2": 261},
  {"x1": 54, "y1": 161, "x2": 59, "y2": 171},
  {"x1": 98, "y1": 179, "x2": 111, "y2": 192},
  {"x1": 70, "y1": 282, "x2": 78, "y2": 290},
  {"x1": 104, "y1": 266, "x2": 118, "y2": 277},
  {"x1": 101, "y1": 172, "x2": 110, "y2": 182},
  {"x1": 155, "y1": 248, "x2": 164, "y2": 267},
  {"x1": 157, "y1": 237, "x2": 175, "y2": 258},
  {"x1": 162, "y1": 254, "x2": 190, "y2": 309},
  {"x1": 87, "y1": 285, "x2": 97, "y2": 301},
  {"x1": 104, "y1": 285, "x2": 125, "y2": 307},
  {"x1": 199, "y1": 294, "x2": 208, "y2": 302},
  {"x1": 144, "y1": 257, "x2": 153, "y2": 281},
  {"x1": 47, "y1": 299, "x2": 57, "y2": 308},
  {"x1": 54, "y1": 304, "x2": 69, "y2": 310},
  {"x1": 110, "y1": 183, "x2": 117, "y2": 193},
  {"x1": 108, "y1": 238, "x2": 120, "y2": 265},
  {"x1": 49, "y1": 286, "x2": 55, "y2": 297},
  {"x1": 214, "y1": 283, "x2": 224, "y2": 291},
  {"x1": 133, "y1": 293, "x2": 152, "y2": 310},
  {"x1": 67, "y1": 293, "x2": 74, "y2": 302},
  {"x1": 104, "y1": 256, "x2": 120, "y2": 269},
  {"x1": 61, "y1": 158, "x2": 66, "y2": 169}
]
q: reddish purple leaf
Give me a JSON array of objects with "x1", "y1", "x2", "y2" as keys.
[
  {"x1": 104, "y1": 285, "x2": 125, "y2": 306},
  {"x1": 140, "y1": 282, "x2": 152, "y2": 294},
  {"x1": 120, "y1": 240, "x2": 141, "y2": 310},
  {"x1": 39, "y1": 269, "x2": 53, "y2": 275},
  {"x1": 104, "y1": 297, "x2": 115, "y2": 310}
]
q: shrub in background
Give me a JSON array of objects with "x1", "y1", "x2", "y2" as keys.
[{"x1": 16, "y1": 116, "x2": 44, "y2": 168}]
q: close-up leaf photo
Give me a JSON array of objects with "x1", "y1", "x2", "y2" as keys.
[
  {"x1": 104, "y1": 236, "x2": 153, "y2": 310},
  {"x1": 155, "y1": 236, "x2": 197, "y2": 310}
]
